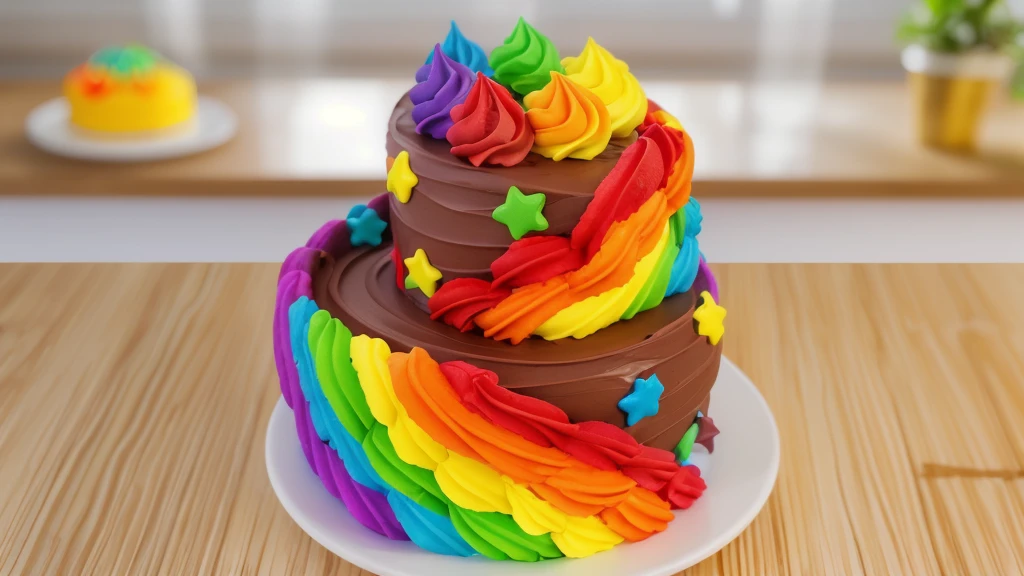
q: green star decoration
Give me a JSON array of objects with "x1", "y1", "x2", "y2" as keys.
[{"x1": 492, "y1": 186, "x2": 548, "y2": 240}]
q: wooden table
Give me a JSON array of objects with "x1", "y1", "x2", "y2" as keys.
[
  {"x1": 1, "y1": 263, "x2": 1023, "y2": 574},
  {"x1": 2, "y1": 80, "x2": 1024, "y2": 198}
]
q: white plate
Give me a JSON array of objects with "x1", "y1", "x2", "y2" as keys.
[
  {"x1": 265, "y1": 356, "x2": 780, "y2": 576},
  {"x1": 24, "y1": 96, "x2": 237, "y2": 162}
]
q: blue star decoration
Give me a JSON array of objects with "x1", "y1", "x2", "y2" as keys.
[
  {"x1": 617, "y1": 374, "x2": 665, "y2": 427},
  {"x1": 346, "y1": 204, "x2": 388, "y2": 247}
]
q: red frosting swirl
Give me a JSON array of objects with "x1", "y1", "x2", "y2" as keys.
[
  {"x1": 438, "y1": 360, "x2": 706, "y2": 509},
  {"x1": 446, "y1": 72, "x2": 535, "y2": 167}
]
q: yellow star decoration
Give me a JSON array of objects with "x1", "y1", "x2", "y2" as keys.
[
  {"x1": 693, "y1": 290, "x2": 726, "y2": 345},
  {"x1": 403, "y1": 248, "x2": 443, "y2": 298},
  {"x1": 387, "y1": 150, "x2": 418, "y2": 204}
]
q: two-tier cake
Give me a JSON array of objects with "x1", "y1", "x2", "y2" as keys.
[{"x1": 273, "y1": 18, "x2": 726, "y2": 562}]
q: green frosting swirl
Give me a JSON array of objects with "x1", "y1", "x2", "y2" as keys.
[{"x1": 489, "y1": 17, "x2": 564, "y2": 96}]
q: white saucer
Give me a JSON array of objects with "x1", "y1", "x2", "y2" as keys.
[
  {"x1": 24, "y1": 96, "x2": 237, "y2": 162},
  {"x1": 265, "y1": 356, "x2": 779, "y2": 576}
]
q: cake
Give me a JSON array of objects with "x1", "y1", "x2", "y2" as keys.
[
  {"x1": 273, "y1": 18, "x2": 726, "y2": 562},
  {"x1": 63, "y1": 45, "x2": 197, "y2": 133}
]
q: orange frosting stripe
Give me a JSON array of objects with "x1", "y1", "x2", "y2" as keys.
[{"x1": 388, "y1": 348, "x2": 673, "y2": 539}]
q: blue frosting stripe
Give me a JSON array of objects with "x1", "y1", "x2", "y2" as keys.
[
  {"x1": 388, "y1": 491, "x2": 477, "y2": 557},
  {"x1": 294, "y1": 301, "x2": 387, "y2": 492},
  {"x1": 665, "y1": 197, "x2": 703, "y2": 297},
  {"x1": 288, "y1": 296, "x2": 477, "y2": 558}
]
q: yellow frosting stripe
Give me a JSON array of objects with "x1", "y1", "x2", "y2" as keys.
[
  {"x1": 562, "y1": 37, "x2": 647, "y2": 138},
  {"x1": 351, "y1": 334, "x2": 630, "y2": 557},
  {"x1": 350, "y1": 335, "x2": 448, "y2": 470},
  {"x1": 503, "y1": 477, "x2": 568, "y2": 536},
  {"x1": 534, "y1": 223, "x2": 670, "y2": 340},
  {"x1": 553, "y1": 516, "x2": 625, "y2": 558},
  {"x1": 435, "y1": 452, "x2": 513, "y2": 515}
]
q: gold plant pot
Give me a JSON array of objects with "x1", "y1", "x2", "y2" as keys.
[
  {"x1": 901, "y1": 45, "x2": 1013, "y2": 152},
  {"x1": 908, "y1": 72, "x2": 994, "y2": 151}
]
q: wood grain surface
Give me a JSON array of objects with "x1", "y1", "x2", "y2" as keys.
[
  {"x1": 2, "y1": 80, "x2": 1024, "y2": 198},
  {"x1": 1, "y1": 263, "x2": 1023, "y2": 575}
]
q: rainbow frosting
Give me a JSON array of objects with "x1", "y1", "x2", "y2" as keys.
[
  {"x1": 63, "y1": 45, "x2": 196, "y2": 133},
  {"x1": 274, "y1": 18, "x2": 726, "y2": 562}
]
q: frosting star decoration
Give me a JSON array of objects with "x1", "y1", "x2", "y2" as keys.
[
  {"x1": 617, "y1": 374, "x2": 665, "y2": 427},
  {"x1": 404, "y1": 248, "x2": 443, "y2": 297},
  {"x1": 693, "y1": 290, "x2": 726, "y2": 345},
  {"x1": 346, "y1": 204, "x2": 388, "y2": 247},
  {"x1": 491, "y1": 186, "x2": 548, "y2": 240},
  {"x1": 387, "y1": 150, "x2": 418, "y2": 204},
  {"x1": 673, "y1": 422, "x2": 700, "y2": 463}
]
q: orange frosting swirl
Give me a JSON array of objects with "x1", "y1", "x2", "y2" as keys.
[{"x1": 523, "y1": 72, "x2": 611, "y2": 161}]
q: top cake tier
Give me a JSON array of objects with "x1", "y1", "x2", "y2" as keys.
[{"x1": 382, "y1": 19, "x2": 701, "y2": 346}]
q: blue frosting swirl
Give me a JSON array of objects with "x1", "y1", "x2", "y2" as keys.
[{"x1": 421, "y1": 20, "x2": 494, "y2": 79}]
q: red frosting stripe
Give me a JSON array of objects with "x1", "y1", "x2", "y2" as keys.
[
  {"x1": 388, "y1": 347, "x2": 684, "y2": 538},
  {"x1": 428, "y1": 277, "x2": 511, "y2": 332},
  {"x1": 570, "y1": 133, "x2": 665, "y2": 261},
  {"x1": 439, "y1": 360, "x2": 706, "y2": 510},
  {"x1": 490, "y1": 236, "x2": 585, "y2": 289},
  {"x1": 446, "y1": 72, "x2": 536, "y2": 167}
]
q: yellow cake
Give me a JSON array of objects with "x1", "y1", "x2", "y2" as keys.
[{"x1": 63, "y1": 45, "x2": 197, "y2": 133}]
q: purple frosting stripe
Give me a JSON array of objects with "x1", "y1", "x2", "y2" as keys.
[
  {"x1": 410, "y1": 44, "x2": 475, "y2": 139},
  {"x1": 695, "y1": 257, "x2": 719, "y2": 302},
  {"x1": 271, "y1": 192, "x2": 406, "y2": 541}
]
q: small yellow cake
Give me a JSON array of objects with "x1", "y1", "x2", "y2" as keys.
[{"x1": 63, "y1": 45, "x2": 197, "y2": 133}]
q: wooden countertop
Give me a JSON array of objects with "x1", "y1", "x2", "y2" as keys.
[
  {"x1": 2, "y1": 263, "x2": 1023, "y2": 574},
  {"x1": 2, "y1": 79, "x2": 1023, "y2": 198}
]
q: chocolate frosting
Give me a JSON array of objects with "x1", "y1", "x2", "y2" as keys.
[
  {"x1": 386, "y1": 94, "x2": 636, "y2": 281},
  {"x1": 312, "y1": 243, "x2": 721, "y2": 452}
]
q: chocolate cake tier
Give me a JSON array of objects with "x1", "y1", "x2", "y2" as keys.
[
  {"x1": 311, "y1": 242, "x2": 722, "y2": 452},
  {"x1": 386, "y1": 94, "x2": 637, "y2": 282}
]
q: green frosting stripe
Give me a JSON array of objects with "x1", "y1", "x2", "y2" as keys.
[
  {"x1": 489, "y1": 17, "x2": 564, "y2": 95},
  {"x1": 329, "y1": 319, "x2": 376, "y2": 432},
  {"x1": 621, "y1": 206, "x2": 686, "y2": 319},
  {"x1": 450, "y1": 507, "x2": 509, "y2": 560},
  {"x1": 362, "y1": 424, "x2": 451, "y2": 516},
  {"x1": 310, "y1": 311, "x2": 367, "y2": 441}
]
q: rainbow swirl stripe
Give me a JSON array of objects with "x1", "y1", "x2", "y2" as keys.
[
  {"x1": 274, "y1": 195, "x2": 711, "y2": 561},
  {"x1": 428, "y1": 106, "x2": 706, "y2": 344}
]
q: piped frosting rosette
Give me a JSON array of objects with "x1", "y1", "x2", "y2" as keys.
[
  {"x1": 427, "y1": 105, "x2": 704, "y2": 345},
  {"x1": 446, "y1": 73, "x2": 535, "y2": 167},
  {"x1": 563, "y1": 38, "x2": 648, "y2": 139},
  {"x1": 274, "y1": 194, "x2": 711, "y2": 561},
  {"x1": 489, "y1": 17, "x2": 565, "y2": 96},
  {"x1": 411, "y1": 45, "x2": 476, "y2": 139},
  {"x1": 425, "y1": 20, "x2": 494, "y2": 77}
]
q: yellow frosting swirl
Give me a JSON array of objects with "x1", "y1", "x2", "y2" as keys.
[
  {"x1": 524, "y1": 72, "x2": 611, "y2": 161},
  {"x1": 562, "y1": 37, "x2": 647, "y2": 139}
]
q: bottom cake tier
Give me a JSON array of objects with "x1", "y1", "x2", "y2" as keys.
[{"x1": 272, "y1": 195, "x2": 723, "y2": 561}]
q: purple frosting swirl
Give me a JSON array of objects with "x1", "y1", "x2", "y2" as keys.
[{"x1": 410, "y1": 44, "x2": 475, "y2": 139}]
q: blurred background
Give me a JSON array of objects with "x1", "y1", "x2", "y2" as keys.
[
  {"x1": 1, "y1": 0, "x2": 1023, "y2": 263},
  {"x1": 0, "y1": 0, "x2": 965, "y2": 79}
]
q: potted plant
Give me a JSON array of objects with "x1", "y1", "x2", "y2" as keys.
[{"x1": 898, "y1": 0, "x2": 1023, "y2": 150}]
